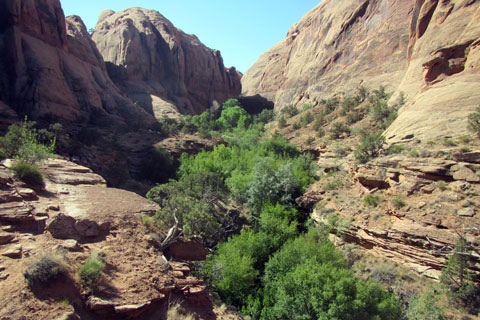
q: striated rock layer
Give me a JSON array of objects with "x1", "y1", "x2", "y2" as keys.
[
  {"x1": 242, "y1": 0, "x2": 480, "y2": 142},
  {"x1": 0, "y1": 0, "x2": 153, "y2": 126},
  {"x1": 92, "y1": 8, "x2": 242, "y2": 117}
]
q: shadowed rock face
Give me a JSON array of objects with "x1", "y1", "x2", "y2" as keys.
[
  {"x1": 92, "y1": 8, "x2": 242, "y2": 117},
  {"x1": 0, "y1": 0, "x2": 154, "y2": 126},
  {"x1": 242, "y1": 0, "x2": 480, "y2": 142}
]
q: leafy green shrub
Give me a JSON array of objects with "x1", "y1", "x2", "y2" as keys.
[
  {"x1": 277, "y1": 115, "x2": 287, "y2": 128},
  {"x1": 329, "y1": 122, "x2": 350, "y2": 139},
  {"x1": 24, "y1": 254, "x2": 67, "y2": 288},
  {"x1": 355, "y1": 131, "x2": 384, "y2": 163},
  {"x1": 467, "y1": 106, "x2": 480, "y2": 137},
  {"x1": 80, "y1": 254, "x2": 106, "y2": 287},
  {"x1": 391, "y1": 196, "x2": 406, "y2": 209},
  {"x1": 341, "y1": 96, "x2": 357, "y2": 114},
  {"x1": 363, "y1": 194, "x2": 381, "y2": 207},
  {"x1": 260, "y1": 230, "x2": 402, "y2": 320},
  {"x1": 388, "y1": 144, "x2": 406, "y2": 155},
  {"x1": 0, "y1": 118, "x2": 55, "y2": 163},
  {"x1": 12, "y1": 161, "x2": 44, "y2": 187},
  {"x1": 406, "y1": 290, "x2": 446, "y2": 320},
  {"x1": 320, "y1": 98, "x2": 339, "y2": 114}
]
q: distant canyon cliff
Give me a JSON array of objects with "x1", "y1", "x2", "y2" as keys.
[
  {"x1": 242, "y1": 0, "x2": 480, "y2": 142},
  {"x1": 0, "y1": 0, "x2": 241, "y2": 126},
  {"x1": 92, "y1": 8, "x2": 242, "y2": 117}
]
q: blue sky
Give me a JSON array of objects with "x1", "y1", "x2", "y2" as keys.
[{"x1": 61, "y1": 0, "x2": 321, "y2": 73}]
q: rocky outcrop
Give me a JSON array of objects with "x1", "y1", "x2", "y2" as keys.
[
  {"x1": 242, "y1": 0, "x2": 480, "y2": 142},
  {"x1": 241, "y1": 0, "x2": 413, "y2": 109},
  {"x1": 0, "y1": 0, "x2": 153, "y2": 126},
  {"x1": 92, "y1": 8, "x2": 242, "y2": 116},
  {"x1": 0, "y1": 159, "x2": 235, "y2": 320}
]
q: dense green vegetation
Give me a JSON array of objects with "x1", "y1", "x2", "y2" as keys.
[{"x1": 146, "y1": 98, "x2": 402, "y2": 319}]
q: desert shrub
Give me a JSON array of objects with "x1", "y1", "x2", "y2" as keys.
[
  {"x1": 12, "y1": 161, "x2": 44, "y2": 187},
  {"x1": 24, "y1": 254, "x2": 67, "y2": 288},
  {"x1": 346, "y1": 109, "x2": 363, "y2": 124},
  {"x1": 341, "y1": 96, "x2": 357, "y2": 114},
  {"x1": 467, "y1": 106, "x2": 480, "y2": 137},
  {"x1": 437, "y1": 181, "x2": 448, "y2": 191},
  {"x1": 305, "y1": 136, "x2": 315, "y2": 145},
  {"x1": 320, "y1": 97, "x2": 339, "y2": 115},
  {"x1": 406, "y1": 290, "x2": 446, "y2": 320},
  {"x1": 441, "y1": 137, "x2": 457, "y2": 147},
  {"x1": 329, "y1": 122, "x2": 350, "y2": 139},
  {"x1": 301, "y1": 111, "x2": 314, "y2": 126},
  {"x1": 316, "y1": 128, "x2": 325, "y2": 138},
  {"x1": 458, "y1": 134, "x2": 472, "y2": 144},
  {"x1": 459, "y1": 146, "x2": 471, "y2": 153},
  {"x1": 80, "y1": 254, "x2": 106, "y2": 287},
  {"x1": 355, "y1": 131, "x2": 384, "y2": 163},
  {"x1": 280, "y1": 104, "x2": 299, "y2": 117},
  {"x1": 363, "y1": 194, "x2": 381, "y2": 207},
  {"x1": 391, "y1": 196, "x2": 406, "y2": 209},
  {"x1": 409, "y1": 149, "x2": 420, "y2": 157},
  {"x1": 312, "y1": 115, "x2": 325, "y2": 131},
  {"x1": 292, "y1": 122, "x2": 301, "y2": 130},
  {"x1": 324, "y1": 178, "x2": 343, "y2": 191},
  {"x1": 440, "y1": 236, "x2": 480, "y2": 313},
  {"x1": 333, "y1": 143, "x2": 351, "y2": 157},
  {"x1": 388, "y1": 144, "x2": 406, "y2": 155},
  {"x1": 277, "y1": 115, "x2": 287, "y2": 128}
]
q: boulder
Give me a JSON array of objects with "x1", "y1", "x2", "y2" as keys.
[{"x1": 451, "y1": 165, "x2": 480, "y2": 183}]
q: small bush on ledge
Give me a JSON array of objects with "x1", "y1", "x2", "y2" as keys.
[
  {"x1": 12, "y1": 161, "x2": 45, "y2": 187},
  {"x1": 80, "y1": 254, "x2": 106, "y2": 288},
  {"x1": 24, "y1": 254, "x2": 67, "y2": 288}
]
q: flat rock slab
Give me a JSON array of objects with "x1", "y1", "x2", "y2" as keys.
[
  {"x1": 2, "y1": 244, "x2": 22, "y2": 258},
  {"x1": 0, "y1": 202, "x2": 35, "y2": 223},
  {"x1": 0, "y1": 232, "x2": 15, "y2": 244}
]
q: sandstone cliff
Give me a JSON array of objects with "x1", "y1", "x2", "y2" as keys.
[
  {"x1": 0, "y1": 0, "x2": 153, "y2": 126},
  {"x1": 242, "y1": 0, "x2": 480, "y2": 142},
  {"x1": 92, "y1": 8, "x2": 242, "y2": 117},
  {"x1": 242, "y1": 0, "x2": 413, "y2": 109}
]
